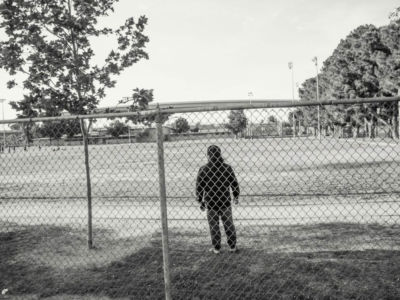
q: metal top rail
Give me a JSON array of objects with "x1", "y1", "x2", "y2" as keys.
[
  {"x1": 93, "y1": 99, "x2": 297, "y2": 113},
  {"x1": 0, "y1": 96, "x2": 399, "y2": 124}
]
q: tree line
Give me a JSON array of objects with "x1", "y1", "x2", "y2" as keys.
[{"x1": 294, "y1": 10, "x2": 400, "y2": 139}]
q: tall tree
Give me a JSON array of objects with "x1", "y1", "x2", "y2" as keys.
[
  {"x1": 118, "y1": 88, "x2": 170, "y2": 126},
  {"x1": 174, "y1": 117, "x2": 190, "y2": 133},
  {"x1": 0, "y1": 0, "x2": 149, "y2": 119},
  {"x1": 389, "y1": 7, "x2": 400, "y2": 23},
  {"x1": 106, "y1": 120, "x2": 128, "y2": 138},
  {"x1": 39, "y1": 119, "x2": 81, "y2": 139},
  {"x1": 379, "y1": 21, "x2": 400, "y2": 138},
  {"x1": 226, "y1": 109, "x2": 247, "y2": 137},
  {"x1": 298, "y1": 22, "x2": 400, "y2": 138}
]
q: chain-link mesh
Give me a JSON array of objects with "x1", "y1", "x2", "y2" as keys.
[
  {"x1": 164, "y1": 101, "x2": 400, "y2": 299},
  {"x1": 0, "y1": 119, "x2": 165, "y2": 299},
  {"x1": 1, "y1": 99, "x2": 400, "y2": 299}
]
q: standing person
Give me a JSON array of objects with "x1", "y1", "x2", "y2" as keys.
[{"x1": 196, "y1": 145, "x2": 240, "y2": 254}]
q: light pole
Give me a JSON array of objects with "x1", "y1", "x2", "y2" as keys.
[
  {"x1": 248, "y1": 92, "x2": 254, "y2": 138},
  {"x1": 288, "y1": 62, "x2": 296, "y2": 137},
  {"x1": 0, "y1": 99, "x2": 5, "y2": 151},
  {"x1": 312, "y1": 57, "x2": 321, "y2": 140}
]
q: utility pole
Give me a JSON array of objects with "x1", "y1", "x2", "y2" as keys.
[{"x1": 248, "y1": 91, "x2": 253, "y2": 138}]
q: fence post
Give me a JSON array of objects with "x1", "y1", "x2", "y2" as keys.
[
  {"x1": 80, "y1": 118, "x2": 93, "y2": 250},
  {"x1": 155, "y1": 109, "x2": 172, "y2": 300}
]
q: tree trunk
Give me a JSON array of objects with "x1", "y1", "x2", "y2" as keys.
[
  {"x1": 388, "y1": 126, "x2": 393, "y2": 139},
  {"x1": 370, "y1": 119, "x2": 376, "y2": 139},
  {"x1": 23, "y1": 123, "x2": 32, "y2": 145},
  {"x1": 364, "y1": 118, "x2": 369, "y2": 138},
  {"x1": 297, "y1": 120, "x2": 301, "y2": 136},
  {"x1": 352, "y1": 126, "x2": 358, "y2": 138},
  {"x1": 393, "y1": 105, "x2": 399, "y2": 139},
  {"x1": 333, "y1": 125, "x2": 341, "y2": 138}
]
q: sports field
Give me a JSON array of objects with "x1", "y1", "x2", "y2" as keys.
[
  {"x1": 1, "y1": 137, "x2": 400, "y2": 229},
  {"x1": 1, "y1": 136, "x2": 400, "y2": 298}
]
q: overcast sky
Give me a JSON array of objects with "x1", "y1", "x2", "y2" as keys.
[{"x1": 0, "y1": 0, "x2": 398, "y2": 120}]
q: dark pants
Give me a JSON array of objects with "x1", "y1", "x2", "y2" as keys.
[{"x1": 207, "y1": 206, "x2": 236, "y2": 250}]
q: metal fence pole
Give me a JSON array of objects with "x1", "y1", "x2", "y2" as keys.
[
  {"x1": 80, "y1": 118, "x2": 93, "y2": 250},
  {"x1": 156, "y1": 110, "x2": 172, "y2": 300}
]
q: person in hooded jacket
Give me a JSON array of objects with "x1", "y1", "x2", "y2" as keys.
[{"x1": 196, "y1": 145, "x2": 240, "y2": 254}]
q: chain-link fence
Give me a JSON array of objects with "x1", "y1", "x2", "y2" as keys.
[{"x1": 1, "y1": 97, "x2": 400, "y2": 299}]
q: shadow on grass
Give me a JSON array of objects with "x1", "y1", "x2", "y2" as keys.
[{"x1": 1, "y1": 223, "x2": 400, "y2": 299}]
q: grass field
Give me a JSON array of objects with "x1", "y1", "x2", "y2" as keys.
[{"x1": 1, "y1": 136, "x2": 400, "y2": 298}]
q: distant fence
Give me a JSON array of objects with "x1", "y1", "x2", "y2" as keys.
[{"x1": 1, "y1": 96, "x2": 400, "y2": 299}]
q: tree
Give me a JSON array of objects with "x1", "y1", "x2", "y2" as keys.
[
  {"x1": 174, "y1": 117, "x2": 190, "y2": 133},
  {"x1": 119, "y1": 88, "x2": 170, "y2": 126},
  {"x1": 0, "y1": 0, "x2": 149, "y2": 119},
  {"x1": 191, "y1": 122, "x2": 200, "y2": 133},
  {"x1": 298, "y1": 22, "x2": 400, "y2": 139},
  {"x1": 106, "y1": 120, "x2": 128, "y2": 138},
  {"x1": 226, "y1": 109, "x2": 247, "y2": 137},
  {"x1": 322, "y1": 25, "x2": 397, "y2": 138},
  {"x1": 268, "y1": 115, "x2": 277, "y2": 123},
  {"x1": 379, "y1": 22, "x2": 400, "y2": 138},
  {"x1": 389, "y1": 7, "x2": 400, "y2": 23},
  {"x1": 8, "y1": 123, "x2": 21, "y2": 131},
  {"x1": 38, "y1": 119, "x2": 81, "y2": 139}
]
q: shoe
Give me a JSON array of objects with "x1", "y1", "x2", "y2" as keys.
[
  {"x1": 229, "y1": 247, "x2": 238, "y2": 253},
  {"x1": 209, "y1": 248, "x2": 220, "y2": 254}
]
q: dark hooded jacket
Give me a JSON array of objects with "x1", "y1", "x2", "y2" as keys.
[{"x1": 196, "y1": 160, "x2": 240, "y2": 210}]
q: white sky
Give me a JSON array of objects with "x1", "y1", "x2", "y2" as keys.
[{"x1": 0, "y1": 0, "x2": 398, "y2": 120}]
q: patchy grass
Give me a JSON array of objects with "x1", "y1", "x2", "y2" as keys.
[
  {"x1": 1, "y1": 223, "x2": 400, "y2": 299},
  {"x1": 0, "y1": 225, "x2": 164, "y2": 299},
  {"x1": 2, "y1": 137, "x2": 400, "y2": 201}
]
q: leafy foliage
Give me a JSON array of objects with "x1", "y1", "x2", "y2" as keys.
[
  {"x1": 106, "y1": 120, "x2": 128, "y2": 138},
  {"x1": 0, "y1": 0, "x2": 149, "y2": 118},
  {"x1": 226, "y1": 110, "x2": 247, "y2": 136},
  {"x1": 38, "y1": 119, "x2": 81, "y2": 139},
  {"x1": 190, "y1": 122, "x2": 200, "y2": 133},
  {"x1": 389, "y1": 7, "x2": 400, "y2": 23},
  {"x1": 297, "y1": 18, "x2": 400, "y2": 138},
  {"x1": 173, "y1": 117, "x2": 190, "y2": 133},
  {"x1": 120, "y1": 88, "x2": 170, "y2": 126},
  {"x1": 268, "y1": 115, "x2": 277, "y2": 123}
]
